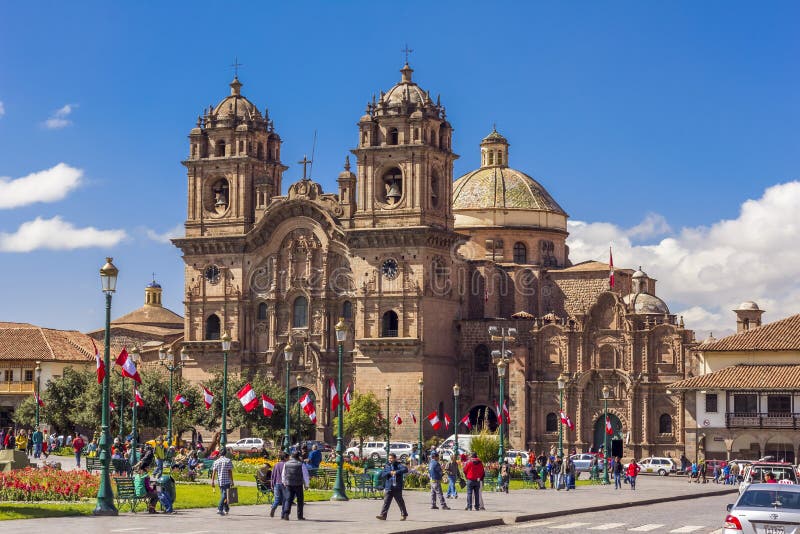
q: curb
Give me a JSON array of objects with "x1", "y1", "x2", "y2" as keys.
[{"x1": 391, "y1": 518, "x2": 505, "y2": 534}]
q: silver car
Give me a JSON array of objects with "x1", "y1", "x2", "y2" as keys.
[{"x1": 724, "y1": 483, "x2": 800, "y2": 533}]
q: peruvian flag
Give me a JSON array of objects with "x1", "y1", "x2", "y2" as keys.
[
  {"x1": 605, "y1": 416, "x2": 613, "y2": 435},
  {"x1": 559, "y1": 410, "x2": 575, "y2": 431},
  {"x1": 329, "y1": 379, "x2": 339, "y2": 412},
  {"x1": 299, "y1": 392, "x2": 317, "y2": 424},
  {"x1": 262, "y1": 394, "x2": 275, "y2": 417},
  {"x1": 495, "y1": 401, "x2": 503, "y2": 425},
  {"x1": 109, "y1": 401, "x2": 116, "y2": 411},
  {"x1": 444, "y1": 413, "x2": 452, "y2": 430},
  {"x1": 174, "y1": 393, "x2": 189, "y2": 407},
  {"x1": 503, "y1": 400, "x2": 510, "y2": 424},
  {"x1": 115, "y1": 347, "x2": 141, "y2": 383},
  {"x1": 236, "y1": 383, "x2": 258, "y2": 412},
  {"x1": 201, "y1": 385, "x2": 214, "y2": 410},
  {"x1": 409, "y1": 411, "x2": 417, "y2": 424},
  {"x1": 163, "y1": 395, "x2": 171, "y2": 410},
  {"x1": 92, "y1": 338, "x2": 105, "y2": 384},
  {"x1": 34, "y1": 392, "x2": 44, "y2": 407},
  {"x1": 134, "y1": 388, "x2": 144, "y2": 407},
  {"x1": 460, "y1": 414, "x2": 472, "y2": 430},
  {"x1": 343, "y1": 384, "x2": 352, "y2": 412},
  {"x1": 609, "y1": 246, "x2": 615, "y2": 289},
  {"x1": 427, "y1": 411, "x2": 442, "y2": 430},
  {"x1": 394, "y1": 413, "x2": 402, "y2": 425}
]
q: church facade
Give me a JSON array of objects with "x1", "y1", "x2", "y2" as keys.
[{"x1": 171, "y1": 64, "x2": 696, "y2": 459}]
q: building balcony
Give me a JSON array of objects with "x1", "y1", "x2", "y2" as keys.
[
  {"x1": 0, "y1": 382, "x2": 34, "y2": 394},
  {"x1": 726, "y1": 412, "x2": 800, "y2": 429}
]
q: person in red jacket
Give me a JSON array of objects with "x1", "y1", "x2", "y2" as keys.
[
  {"x1": 72, "y1": 434, "x2": 86, "y2": 468},
  {"x1": 462, "y1": 452, "x2": 485, "y2": 511},
  {"x1": 626, "y1": 459, "x2": 641, "y2": 490}
]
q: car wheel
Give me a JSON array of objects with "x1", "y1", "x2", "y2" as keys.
[
  {"x1": 400, "y1": 454, "x2": 409, "y2": 462},
  {"x1": 658, "y1": 469, "x2": 667, "y2": 476},
  {"x1": 370, "y1": 452, "x2": 381, "y2": 461}
]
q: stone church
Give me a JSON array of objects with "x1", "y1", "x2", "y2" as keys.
[{"x1": 169, "y1": 63, "x2": 696, "y2": 459}]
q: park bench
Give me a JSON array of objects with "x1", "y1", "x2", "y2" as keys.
[
  {"x1": 112, "y1": 458, "x2": 132, "y2": 475},
  {"x1": 254, "y1": 475, "x2": 274, "y2": 504},
  {"x1": 201, "y1": 458, "x2": 215, "y2": 478},
  {"x1": 85, "y1": 457, "x2": 102, "y2": 472},
  {"x1": 114, "y1": 477, "x2": 145, "y2": 513},
  {"x1": 354, "y1": 472, "x2": 381, "y2": 498}
]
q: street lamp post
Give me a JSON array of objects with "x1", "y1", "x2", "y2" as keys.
[
  {"x1": 35, "y1": 361, "x2": 41, "y2": 428},
  {"x1": 159, "y1": 346, "x2": 189, "y2": 446},
  {"x1": 385, "y1": 385, "x2": 391, "y2": 461},
  {"x1": 497, "y1": 360, "x2": 507, "y2": 465},
  {"x1": 296, "y1": 374, "x2": 304, "y2": 445},
  {"x1": 488, "y1": 326, "x2": 516, "y2": 465},
  {"x1": 221, "y1": 333, "x2": 232, "y2": 450},
  {"x1": 283, "y1": 342, "x2": 293, "y2": 453},
  {"x1": 331, "y1": 318, "x2": 349, "y2": 501},
  {"x1": 602, "y1": 385, "x2": 611, "y2": 485},
  {"x1": 129, "y1": 348, "x2": 140, "y2": 466},
  {"x1": 453, "y1": 384, "x2": 461, "y2": 461},
  {"x1": 557, "y1": 373, "x2": 568, "y2": 458},
  {"x1": 119, "y1": 370, "x2": 125, "y2": 440},
  {"x1": 94, "y1": 257, "x2": 119, "y2": 516},
  {"x1": 417, "y1": 379, "x2": 423, "y2": 464}
]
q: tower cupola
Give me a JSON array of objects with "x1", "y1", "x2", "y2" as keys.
[
  {"x1": 480, "y1": 126, "x2": 509, "y2": 168},
  {"x1": 144, "y1": 279, "x2": 163, "y2": 307}
]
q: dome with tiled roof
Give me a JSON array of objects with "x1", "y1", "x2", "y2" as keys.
[{"x1": 452, "y1": 129, "x2": 567, "y2": 230}]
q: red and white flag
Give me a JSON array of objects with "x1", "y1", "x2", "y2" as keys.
[
  {"x1": 299, "y1": 392, "x2": 317, "y2": 424},
  {"x1": 605, "y1": 416, "x2": 613, "y2": 435},
  {"x1": 163, "y1": 395, "x2": 171, "y2": 410},
  {"x1": 460, "y1": 414, "x2": 472, "y2": 430},
  {"x1": 134, "y1": 388, "x2": 144, "y2": 407},
  {"x1": 409, "y1": 411, "x2": 417, "y2": 424},
  {"x1": 201, "y1": 385, "x2": 214, "y2": 410},
  {"x1": 394, "y1": 413, "x2": 402, "y2": 425},
  {"x1": 343, "y1": 384, "x2": 352, "y2": 412},
  {"x1": 109, "y1": 401, "x2": 116, "y2": 411},
  {"x1": 443, "y1": 413, "x2": 452, "y2": 430},
  {"x1": 115, "y1": 347, "x2": 141, "y2": 383},
  {"x1": 427, "y1": 411, "x2": 441, "y2": 430},
  {"x1": 236, "y1": 383, "x2": 258, "y2": 412},
  {"x1": 495, "y1": 401, "x2": 503, "y2": 425},
  {"x1": 559, "y1": 410, "x2": 575, "y2": 431},
  {"x1": 609, "y1": 246, "x2": 615, "y2": 289},
  {"x1": 92, "y1": 338, "x2": 105, "y2": 384},
  {"x1": 262, "y1": 394, "x2": 275, "y2": 417},
  {"x1": 329, "y1": 379, "x2": 339, "y2": 412},
  {"x1": 174, "y1": 393, "x2": 189, "y2": 407},
  {"x1": 503, "y1": 400, "x2": 510, "y2": 424},
  {"x1": 34, "y1": 392, "x2": 44, "y2": 407}
]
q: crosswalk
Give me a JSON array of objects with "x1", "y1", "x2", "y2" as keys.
[{"x1": 510, "y1": 520, "x2": 720, "y2": 533}]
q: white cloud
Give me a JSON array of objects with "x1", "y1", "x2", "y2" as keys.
[
  {"x1": 0, "y1": 163, "x2": 83, "y2": 209},
  {"x1": 0, "y1": 101, "x2": 5, "y2": 117},
  {"x1": 0, "y1": 216, "x2": 126, "y2": 252},
  {"x1": 145, "y1": 224, "x2": 183, "y2": 244},
  {"x1": 43, "y1": 104, "x2": 77, "y2": 129},
  {"x1": 566, "y1": 181, "x2": 800, "y2": 337}
]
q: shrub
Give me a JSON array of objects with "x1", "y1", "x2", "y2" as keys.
[{"x1": 470, "y1": 428, "x2": 499, "y2": 464}]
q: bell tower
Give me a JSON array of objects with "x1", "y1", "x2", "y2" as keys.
[{"x1": 183, "y1": 76, "x2": 287, "y2": 237}]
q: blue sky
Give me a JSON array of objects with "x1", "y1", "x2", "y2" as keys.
[{"x1": 1, "y1": 1, "x2": 798, "y2": 336}]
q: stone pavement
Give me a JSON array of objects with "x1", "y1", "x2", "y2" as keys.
[{"x1": 5, "y1": 476, "x2": 737, "y2": 534}]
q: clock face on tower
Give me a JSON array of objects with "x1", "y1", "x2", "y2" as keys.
[
  {"x1": 381, "y1": 258, "x2": 399, "y2": 280},
  {"x1": 204, "y1": 265, "x2": 221, "y2": 285}
]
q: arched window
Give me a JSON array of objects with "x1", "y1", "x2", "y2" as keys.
[
  {"x1": 293, "y1": 296, "x2": 308, "y2": 328},
  {"x1": 381, "y1": 311, "x2": 398, "y2": 337},
  {"x1": 388, "y1": 128, "x2": 399, "y2": 145},
  {"x1": 382, "y1": 168, "x2": 402, "y2": 205},
  {"x1": 257, "y1": 142, "x2": 263, "y2": 159},
  {"x1": 215, "y1": 139, "x2": 226, "y2": 157},
  {"x1": 257, "y1": 303, "x2": 267, "y2": 321},
  {"x1": 474, "y1": 344, "x2": 491, "y2": 373},
  {"x1": 342, "y1": 301, "x2": 353, "y2": 319},
  {"x1": 659, "y1": 413, "x2": 672, "y2": 434},
  {"x1": 488, "y1": 151, "x2": 494, "y2": 165},
  {"x1": 496, "y1": 151, "x2": 503, "y2": 165},
  {"x1": 362, "y1": 131, "x2": 368, "y2": 145},
  {"x1": 513, "y1": 242, "x2": 527, "y2": 264},
  {"x1": 546, "y1": 412, "x2": 558, "y2": 432},
  {"x1": 205, "y1": 314, "x2": 221, "y2": 340}
]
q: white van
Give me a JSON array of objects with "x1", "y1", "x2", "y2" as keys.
[{"x1": 439, "y1": 434, "x2": 479, "y2": 461}]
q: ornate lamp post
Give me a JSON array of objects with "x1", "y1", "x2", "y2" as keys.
[
  {"x1": 282, "y1": 342, "x2": 293, "y2": 453},
  {"x1": 119, "y1": 369, "x2": 125, "y2": 440},
  {"x1": 557, "y1": 373, "x2": 568, "y2": 458},
  {"x1": 129, "y1": 347, "x2": 140, "y2": 466},
  {"x1": 488, "y1": 326, "x2": 516, "y2": 466},
  {"x1": 296, "y1": 374, "x2": 304, "y2": 444},
  {"x1": 417, "y1": 378, "x2": 423, "y2": 464},
  {"x1": 221, "y1": 333, "x2": 232, "y2": 450},
  {"x1": 34, "y1": 361, "x2": 41, "y2": 428},
  {"x1": 385, "y1": 385, "x2": 391, "y2": 461},
  {"x1": 94, "y1": 257, "x2": 118, "y2": 516},
  {"x1": 331, "y1": 318, "x2": 349, "y2": 501},
  {"x1": 453, "y1": 384, "x2": 461, "y2": 461},
  {"x1": 158, "y1": 346, "x2": 188, "y2": 446},
  {"x1": 602, "y1": 384, "x2": 611, "y2": 485},
  {"x1": 497, "y1": 360, "x2": 507, "y2": 465}
]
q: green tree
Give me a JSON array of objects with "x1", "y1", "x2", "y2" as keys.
[
  {"x1": 11, "y1": 396, "x2": 37, "y2": 428},
  {"x1": 43, "y1": 366, "x2": 94, "y2": 434},
  {"x1": 336, "y1": 392, "x2": 384, "y2": 459}
]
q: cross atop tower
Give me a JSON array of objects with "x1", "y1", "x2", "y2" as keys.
[
  {"x1": 401, "y1": 44, "x2": 413, "y2": 65},
  {"x1": 298, "y1": 155, "x2": 313, "y2": 180},
  {"x1": 230, "y1": 56, "x2": 243, "y2": 78}
]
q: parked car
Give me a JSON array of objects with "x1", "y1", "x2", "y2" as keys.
[
  {"x1": 724, "y1": 483, "x2": 800, "y2": 533},
  {"x1": 740, "y1": 462, "x2": 798, "y2": 493},
  {"x1": 505, "y1": 450, "x2": 530, "y2": 465},
  {"x1": 301, "y1": 440, "x2": 333, "y2": 453},
  {"x1": 570, "y1": 453, "x2": 606, "y2": 474},
  {"x1": 345, "y1": 441, "x2": 413, "y2": 462},
  {"x1": 637, "y1": 457, "x2": 678, "y2": 476},
  {"x1": 227, "y1": 437, "x2": 268, "y2": 452}
]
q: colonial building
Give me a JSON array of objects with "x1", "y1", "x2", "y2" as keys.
[
  {"x1": 670, "y1": 306, "x2": 800, "y2": 462},
  {"x1": 169, "y1": 63, "x2": 696, "y2": 458}
]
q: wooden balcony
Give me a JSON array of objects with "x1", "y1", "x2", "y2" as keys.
[
  {"x1": 726, "y1": 412, "x2": 800, "y2": 429},
  {"x1": 0, "y1": 382, "x2": 34, "y2": 394}
]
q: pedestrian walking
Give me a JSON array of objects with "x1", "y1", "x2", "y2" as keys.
[
  {"x1": 613, "y1": 456, "x2": 623, "y2": 489},
  {"x1": 428, "y1": 451, "x2": 450, "y2": 509},
  {"x1": 72, "y1": 434, "x2": 85, "y2": 468},
  {"x1": 626, "y1": 459, "x2": 641, "y2": 490},
  {"x1": 565, "y1": 456, "x2": 576, "y2": 491},
  {"x1": 557, "y1": 455, "x2": 567, "y2": 490},
  {"x1": 446, "y1": 458, "x2": 460, "y2": 499},
  {"x1": 281, "y1": 452, "x2": 309, "y2": 520},
  {"x1": 31, "y1": 427, "x2": 43, "y2": 459},
  {"x1": 210, "y1": 447, "x2": 234, "y2": 516},
  {"x1": 270, "y1": 452, "x2": 287, "y2": 517},
  {"x1": 376, "y1": 452, "x2": 409, "y2": 521},
  {"x1": 462, "y1": 452, "x2": 485, "y2": 511}
]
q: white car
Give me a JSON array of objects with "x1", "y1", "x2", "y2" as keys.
[
  {"x1": 345, "y1": 441, "x2": 413, "y2": 462},
  {"x1": 227, "y1": 437, "x2": 267, "y2": 452},
  {"x1": 724, "y1": 483, "x2": 800, "y2": 533},
  {"x1": 636, "y1": 457, "x2": 677, "y2": 476},
  {"x1": 505, "y1": 450, "x2": 530, "y2": 465},
  {"x1": 739, "y1": 462, "x2": 798, "y2": 493}
]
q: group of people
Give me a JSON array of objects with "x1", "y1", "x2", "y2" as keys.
[{"x1": 685, "y1": 458, "x2": 742, "y2": 485}]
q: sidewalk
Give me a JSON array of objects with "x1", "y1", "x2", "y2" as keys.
[{"x1": 4, "y1": 476, "x2": 738, "y2": 534}]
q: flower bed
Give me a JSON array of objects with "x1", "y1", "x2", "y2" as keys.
[
  {"x1": 0, "y1": 468, "x2": 99, "y2": 501},
  {"x1": 234, "y1": 457, "x2": 361, "y2": 474}
]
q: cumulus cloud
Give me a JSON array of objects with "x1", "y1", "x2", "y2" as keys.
[
  {"x1": 43, "y1": 104, "x2": 77, "y2": 129},
  {"x1": 0, "y1": 216, "x2": 126, "y2": 252},
  {"x1": 0, "y1": 101, "x2": 5, "y2": 117},
  {"x1": 145, "y1": 223, "x2": 183, "y2": 244},
  {"x1": 0, "y1": 163, "x2": 83, "y2": 209},
  {"x1": 566, "y1": 181, "x2": 800, "y2": 338}
]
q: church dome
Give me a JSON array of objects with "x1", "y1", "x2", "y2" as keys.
[
  {"x1": 623, "y1": 292, "x2": 670, "y2": 315},
  {"x1": 212, "y1": 77, "x2": 264, "y2": 122},
  {"x1": 736, "y1": 301, "x2": 760, "y2": 311},
  {"x1": 382, "y1": 65, "x2": 432, "y2": 106}
]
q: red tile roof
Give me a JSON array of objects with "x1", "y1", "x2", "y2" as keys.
[
  {"x1": 698, "y1": 313, "x2": 800, "y2": 352},
  {"x1": 0, "y1": 323, "x2": 96, "y2": 362},
  {"x1": 668, "y1": 364, "x2": 800, "y2": 390}
]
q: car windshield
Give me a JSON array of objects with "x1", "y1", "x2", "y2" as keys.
[
  {"x1": 749, "y1": 467, "x2": 797, "y2": 483},
  {"x1": 739, "y1": 490, "x2": 800, "y2": 509}
]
